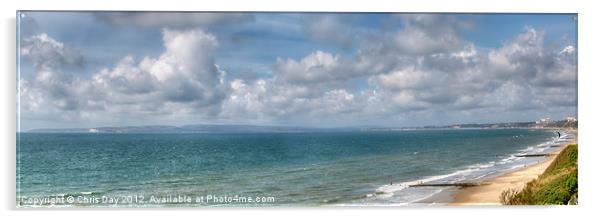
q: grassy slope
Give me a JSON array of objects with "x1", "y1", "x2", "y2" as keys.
[{"x1": 501, "y1": 144, "x2": 578, "y2": 205}]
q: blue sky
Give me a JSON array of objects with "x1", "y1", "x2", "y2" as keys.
[{"x1": 17, "y1": 12, "x2": 577, "y2": 130}]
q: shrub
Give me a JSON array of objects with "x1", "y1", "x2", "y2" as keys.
[{"x1": 501, "y1": 144, "x2": 578, "y2": 205}]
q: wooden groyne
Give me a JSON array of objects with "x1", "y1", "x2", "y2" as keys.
[
  {"x1": 409, "y1": 182, "x2": 482, "y2": 188},
  {"x1": 514, "y1": 153, "x2": 555, "y2": 157}
]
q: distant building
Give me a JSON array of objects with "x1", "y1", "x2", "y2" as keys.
[
  {"x1": 452, "y1": 125, "x2": 461, "y2": 129},
  {"x1": 88, "y1": 128, "x2": 99, "y2": 133},
  {"x1": 565, "y1": 116, "x2": 577, "y2": 122},
  {"x1": 536, "y1": 118, "x2": 552, "y2": 124},
  {"x1": 535, "y1": 118, "x2": 552, "y2": 128}
]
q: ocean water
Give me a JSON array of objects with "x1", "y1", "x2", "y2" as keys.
[{"x1": 16, "y1": 129, "x2": 574, "y2": 207}]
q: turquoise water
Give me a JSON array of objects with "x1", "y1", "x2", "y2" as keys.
[{"x1": 16, "y1": 129, "x2": 569, "y2": 207}]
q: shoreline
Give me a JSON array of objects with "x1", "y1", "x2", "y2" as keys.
[{"x1": 448, "y1": 131, "x2": 576, "y2": 205}]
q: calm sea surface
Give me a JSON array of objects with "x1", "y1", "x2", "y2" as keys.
[{"x1": 17, "y1": 129, "x2": 572, "y2": 207}]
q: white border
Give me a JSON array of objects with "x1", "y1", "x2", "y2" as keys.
[
  {"x1": 0, "y1": 0, "x2": 583, "y2": 12},
  {"x1": 2, "y1": 1, "x2": 601, "y2": 219}
]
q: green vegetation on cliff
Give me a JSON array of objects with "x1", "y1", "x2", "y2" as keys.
[{"x1": 501, "y1": 144, "x2": 578, "y2": 205}]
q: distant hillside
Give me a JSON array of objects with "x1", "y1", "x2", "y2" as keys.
[
  {"x1": 28, "y1": 124, "x2": 324, "y2": 134},
  {"x1": 363, "y1": 119, "x2": 577, "y2": 131},
  {"x1": 27, "y1": 119, "x2": 577, "y2": 134},
  {"x1": 546, "y1": 120, "x2": 578, "y2": 128},
  {"x1": 434, "y1": 119, "x2": 576, "y2": 129}
]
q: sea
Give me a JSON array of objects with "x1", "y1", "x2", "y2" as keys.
[{"x1": 16, "y1": 128, "x2": 575, "y2": 207}]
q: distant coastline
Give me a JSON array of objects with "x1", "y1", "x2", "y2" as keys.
[{"x1": 24, "y1": 118, "x2": 577, "y2": 134}]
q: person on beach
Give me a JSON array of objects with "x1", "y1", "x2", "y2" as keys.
[{"x1": 557, "y1": 131, "x2": 561, "y2": 138}]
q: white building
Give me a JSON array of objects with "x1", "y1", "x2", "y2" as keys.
[{"x1": 536, "y1": 118, "x2": 552, "y2": 124}]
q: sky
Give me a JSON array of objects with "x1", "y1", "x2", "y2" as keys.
[{"x1": 17, "y1": 12, "x2": 578, "y2": 130}]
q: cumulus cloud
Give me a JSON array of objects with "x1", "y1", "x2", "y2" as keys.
[
  {"x1": 264, "y1": 15, "x2": 481, "y2": 115},
  {"x1": 373, "y1": 27, "x2": 574, "y2": 113},
  {"x1": 275, "y1": 15, "x2": 475, "y2": 86},
  {"x1": 21, "y1": 33, "x2": 83, "y2": 70},
  {"x1": 275, "y1": 51, "x2": 342, "y2": 85},
  {"x1": 304, "y1": 15, "x2": 354, "y2": 48},
  {"x1": 260, "y1": 24, "x2": 575, "y2": 123},
  {"x1": 19, "y1": 14, "x2": 577, "y2": 128},
  {"x1": 93, "y1": 28, "x2": 229, "y2": 109},
  {"x1": 486, "y1": 28, "x2": 576, "y2": 88},
  {"x1": 221, "y1": 78, "x2": 364, "y2": 124},
  {"x1": 392, "y1": 14, "x2": 470, "y2": 56},
  {"x1": 20, "y1": 30, "x2": 229, "y2": 125},
  {"x1": 20, "y1": 34, "x2": 86, "y2": 112},
  {"x1": 97, "y1": 12, "x2": 254, "y2": 28}
]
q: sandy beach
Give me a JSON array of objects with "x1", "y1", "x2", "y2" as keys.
[{"x1": 450, "y1": 134, "x2": 576, "y2": 205}]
